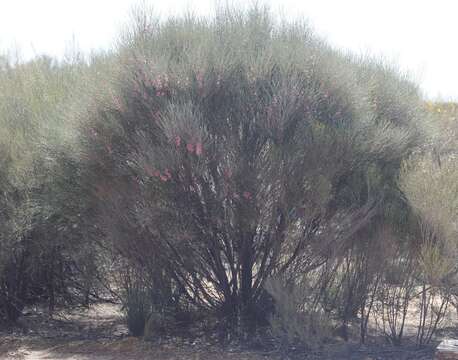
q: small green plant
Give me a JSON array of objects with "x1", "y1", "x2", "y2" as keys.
[
  {"x1": 124, "y1": 285, "x2": 151, "y2": 337},
  {"x1": 265, "y1": 277, "x2": 331, "y2": 349}
]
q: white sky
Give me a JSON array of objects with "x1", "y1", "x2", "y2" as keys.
[{"x1": 1, "y1": 0, "x2": 457, "y2": 101}]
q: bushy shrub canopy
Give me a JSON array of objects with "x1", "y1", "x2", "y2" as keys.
[{"x1": 79, "y1": 6, "x2": 425, "y2": 324}]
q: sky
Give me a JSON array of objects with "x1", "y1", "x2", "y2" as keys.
[{"x1": 0, "y1": 0, "x2": 457, "y2": 101}]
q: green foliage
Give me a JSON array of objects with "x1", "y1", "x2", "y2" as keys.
[
  {"x1": 124, "y1": 285, "x2": 151, "y2": 337},
  {"x1": 0, "y1": 52, "x2": 111, "y2": 321},
  {"x1": 399, "y1": 154, "x2": 458, "y2": 344},
  {"x1": 265, "y1": 277, "x2": 331, "y2": 349}
]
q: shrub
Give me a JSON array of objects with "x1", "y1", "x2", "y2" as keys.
[
  {"x1": 0, "y1": 54, "x2": 104, "y2": 321},
  {"x1": 117, "y1": 261, "x2": 180, "y2": 337},
  {"x1": 124, "y1": 285, "x2": 151, "y2": 337},
  {"x1": 77, "y1": 5, "x2": 425, "y2": 332},
  {"x1": 399, "y1": 154, "x2": 458, "y2": 344},
  {"x1": 265, "y1": 277, "x2": 331, "y2": 349}
]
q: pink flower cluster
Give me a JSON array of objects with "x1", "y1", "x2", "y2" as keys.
[
  {"x1": 144, "y1": 165, "x2": 172, "y2": 182},
  {"x1": 175, "y1": 136, "x2": 181, "y2": 147},
  {"x1": 188, "y1": 142, "x2": 203, "y2": 155},
  {"x1": 174, "y1": 135, "x2": 203, "y2": 156},
  {"x1": 152, "y1": 74, "x2": 169, "y2": 97},
  {"x1": 231, "y1": 191, "x2": 252, "y2": 201},
  {"x1": 196, "y1": 71, "x2": 204, "y2": 90},
  {"x1": 196, "y1": 143, "x2": 203, "y2": 155},
  {"x1": 243, "y1": 191, "x2": 252, "y2": 200},
  {"x1": 223, "y1": 168, "x2": 232, "y2": 179}
]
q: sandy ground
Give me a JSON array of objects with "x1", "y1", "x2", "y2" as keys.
[
  {"x1": 0, "y1": 303, "x2": 448, "y2": 360},
  {"x1": 1, "y1": 337, "x2": 282, "y2": 360},
  {"x1": 0, "y1": 304, "x2": 280, "y2": 360}
]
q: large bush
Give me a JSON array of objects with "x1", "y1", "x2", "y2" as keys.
[
  {"x1": 0, "y1": 54, "x2": 105, "y2": 322},
  {"x1": 77, "y1": 6, "x2": 425, "y2": 333}
]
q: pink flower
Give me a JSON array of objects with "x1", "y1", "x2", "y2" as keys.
[
  {"x1": 196, "y1": 72, "x2": 204, "y2": 87},
  {"x1": 195, "y1": 142, "x2": 203, "y2": 156},
  {"x1": 164, "y1": 169, "x2": 172, "y2": 179},
  {"x1": 160, "y1": 174, "x2": 168, "y2": 182},
  {"x1": 144, "y1": 165, "x2": 155, "y2": 177},
  {"x1": 243, "y1": 191, "x2": 252, "y2": 200},
  {"x1": 153, "y1": 170, "x2": 161, "y2": 177},
  {"x1": 187, "y1": 143, "x2": 195, "y2": 153},
  {"x1": 175, "y1": 136, "x2": 181, "y2": 147}
]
